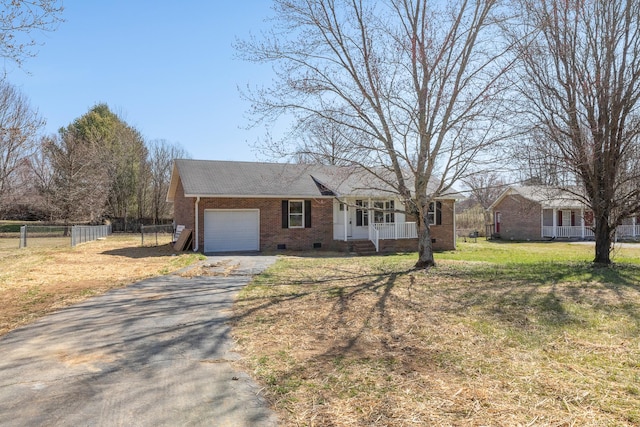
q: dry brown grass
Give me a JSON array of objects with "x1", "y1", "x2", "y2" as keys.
[
  {"x1": 0, "y1": 234, "x2": 204, "y2": 336},
  {"x1": 232, "y1": 245, "x2": 640, "y2": 426}
]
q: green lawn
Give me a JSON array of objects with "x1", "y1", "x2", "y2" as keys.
[{"x1": 233, "y1": 240, "x2": 640, "y2": 426}]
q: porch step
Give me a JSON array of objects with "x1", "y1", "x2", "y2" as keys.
[{"x1": 349, "y1": 240, "x2": 377, "y2": 256}]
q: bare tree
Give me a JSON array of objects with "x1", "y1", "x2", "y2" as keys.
[
  {"x1": 0, "y1": 0, "x2": 63, "y2": 68},
  {"x1": 0, "y1": 80, "x2": 43, "y2": 210},
  {"x1": 511, "y1": 132, "x2": 579, "y2": 186},
  {"x1": 43, "y1": 132, "x2": 109, "y2": 224},
  {"x1": 289, "y1": 115, "x2": 371, "y2": 166},
  {"x1": 28, "y1": 137, "x2": 56, "y2": 219},
  {"x1": 509, "y1": 0, "x2": 640, "y2": 264},
  {"x1": 147, "y1": 139, "x2": 189, "y2": 224},
  {"x1": 237, "y1": 0, "x2": 513, "y2": 267},
  {"x1": 463, "y1": 171, "x2": 506, "y2": 224}
]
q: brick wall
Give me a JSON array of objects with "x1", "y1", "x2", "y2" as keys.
[
  {"x1": 400, "y1": 199, "x2": 456, "y2": 251},
  {"x1": 493, "y1": 194, "x2": 541, "y2": 240},
  {"x1": 172, "y1": 179, "x2": 194, "y2": 247},
  {"x1": 379, "y1": 238, "x2": 419, "y2": 252},
  {"x1": 171, "y1": 174, "x2": 457, "y2": 252},
  {"x1": 197, "y1": 197, "x2": 337, "y2": 251},
  {"x1": 431, "y1": 199, "x2": 456, "y2": 250}
]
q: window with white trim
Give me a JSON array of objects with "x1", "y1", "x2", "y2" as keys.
[
  {"x1": 356, "y1": 200, "x2": 368, "y2": 226},
  {"x1": 427, "y1": 201, "x2": 441, "y2": 225},
  {"x1": 373, "y1": 201, "x2": 385, "y2": 223},
  {"x1": 372, "y1": 200, "x2": 395, "y2": 223},
  {"x1": 385, "y1": 200, "x2": 395, "y2": 223},
  {"x1": 289, "y1": 200, "x2": 304, "y2": 228}
]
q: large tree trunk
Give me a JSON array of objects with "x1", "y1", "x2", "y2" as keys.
[
  {"x1": 415, "y1": 209, "x2": 435, "y2": 268},
  {"x1": 593, "y1": 217, "x2": 612, "y2": 265}
]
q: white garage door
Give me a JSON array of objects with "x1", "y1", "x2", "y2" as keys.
[{"x1": 204, "y1": 209, "x2": 260, "y2": 252}]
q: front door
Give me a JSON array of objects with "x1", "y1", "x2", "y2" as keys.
[
  {"x1": 336, "y1": 202, "x2": 353, "y2": 239},
  {"x1": 495, "y1": 212, "x2": 501, "y2": 234}
]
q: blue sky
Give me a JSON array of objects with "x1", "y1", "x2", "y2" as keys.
[{"x1": 8, "y1": 1, "x2": 278, "y2": 161}]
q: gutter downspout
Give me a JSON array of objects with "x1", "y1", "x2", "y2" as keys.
[{"x1": 194, "y1": 197, "x2": 200, "y2": 252}]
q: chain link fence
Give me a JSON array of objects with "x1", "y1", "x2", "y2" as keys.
[
  {"x1": 16, "y1": 224, "x2": 112, "y2": 249},
  {"x1": 71, "y1": 225, "x2": 112, "y2": 246},
  {"x1": 140, "y1": 224, "x2": 175, "y2": 247}
]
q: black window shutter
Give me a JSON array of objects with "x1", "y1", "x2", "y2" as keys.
[
  {"x1": 436, "y1": 201, "x2": 442, "y2": 225},
  {"x1": 304, "y1": 200, "x2": 312, "y2": 228},
  {"x1": 282, "y1": 200, "x2": 289, "y2": 228}
]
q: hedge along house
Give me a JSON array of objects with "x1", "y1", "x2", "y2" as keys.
[
  {"x1": 489, "y1": 185, "x2": 640, "y2": 241},
  {"x1": 167, "y1": 159, "x2": 460, "y2": 253}
]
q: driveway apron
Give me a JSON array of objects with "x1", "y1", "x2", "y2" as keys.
[{"x1": 0, "y1": 255, "x2": 278, "y2": 427}]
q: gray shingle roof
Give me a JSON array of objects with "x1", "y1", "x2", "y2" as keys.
[
  {"x1": 491, "y1": 185, "x2": 586, "y2": 209},
  {"x1": 168, "y1": 159, "x2": 460, "y2": 200}
]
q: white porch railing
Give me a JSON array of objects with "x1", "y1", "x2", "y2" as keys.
[
  {"x1": 369, "y1": 224, "x2": 380, "y2": 252},
  {"x1": 369, "y1": 222, "x2": 418, "y2": 252},
  {"x1": 542, "y1": 225, "x2": 594, "y2": 238},
  {"x1": 372, "y1": 222, "x2": 418, "y2": 240},
  {"x1": 542, "y1": 225, "x2": 640, "y2": 239},
  {"x1": 616, "y1": 225, "x2": 640, "y2": 238},
  {"x1": 543, "y1": 226, "x2": 593, "y2": 238}
]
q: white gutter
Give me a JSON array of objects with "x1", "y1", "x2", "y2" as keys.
[{"x1": 194, "y1": 197, "x2": 200, "y2": 252}]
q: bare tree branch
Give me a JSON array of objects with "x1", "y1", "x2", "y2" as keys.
[
  {"x1": 0, "y1": 0, "x2": 64, "y2": 68},
  {"x1": 0, "y1": 79, "x2": 43, "y2": 209}
]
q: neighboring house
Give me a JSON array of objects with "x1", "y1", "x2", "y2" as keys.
[
  {"x1": 489, "y1": 185, "x2": 640, "y2": 240},
  {"x1": 166, "y1": 159, "x2": 461, "y2": 253}
]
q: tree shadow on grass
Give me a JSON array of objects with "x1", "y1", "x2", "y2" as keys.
[
  {"x1": 229, "y1": 257, "x2": 640, "y2": 424},
  {"x1": 101, "y1": 244, "x2": 179, "y2": 259},
  {"x1": 235, "y1": 257, "x2": 640, "y2": 356},
  {"x1": 440, "y1": 261, "x2": 640, "y2": 330}
]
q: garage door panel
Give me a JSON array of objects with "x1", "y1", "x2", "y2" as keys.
[{"x1": 204, "y1": 210, "x2": 259, "y2": 252}]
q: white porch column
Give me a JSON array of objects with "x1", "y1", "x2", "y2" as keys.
[
  {"x1": 540, "y1": 209, "x2": 544, "y2": 238},
  {"x1": 633, "y1": 216, "x2": 637, "y2": 238},
  {"x1": 453, "y1": 200, "x2": 457, "y2": 249},
  {"x1": 343, "y1": 202, "x2": 348, "y2": 242},
  {"x1": 552, "y1": 208, "x2": 557, "y2": 238},
  {"x1": 581, "y1": 208, "x2": 585, "y2": 239}
]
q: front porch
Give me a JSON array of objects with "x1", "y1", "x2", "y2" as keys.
[
  {"x1": 332, "y1": 198, "x2": 418, "y2": 251},
  {"x1": 367, "y1": 222, "x2": 418, "y2": 251},
  {"x1": 333, "y1": 222, "x2": 419, "y2": 251},
  {"x1": 542, "y1": 208, "x2": 640, "y2": 240}
]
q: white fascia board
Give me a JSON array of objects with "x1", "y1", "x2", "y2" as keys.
[{"x1": 183, "y1": 193, "x2": 335, "y2": 199}]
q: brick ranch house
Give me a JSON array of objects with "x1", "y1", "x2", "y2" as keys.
[
  {"x1": 489, "y1": 185, "x2": 640, "y2": 240},
  {"x1": 167, "y1": 159, "x2": 460, "y2": 253}
]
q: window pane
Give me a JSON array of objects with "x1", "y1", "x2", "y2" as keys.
[
  {"x1": 426, "y1": 202, "x2": 436, "y2": 225},
  {"x1": 289, "y1": 201, "x2": 303, "y2": 214},
  {"x1": 289, "y1": 214, "x2": 303, "y2": 227},
  {"x1": 374, "y1": 210, "x2": 384, "y2": 223}
]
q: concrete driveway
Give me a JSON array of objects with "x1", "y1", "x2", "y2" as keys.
[{"x1": 0, "y1": 255, "x2": 278, "y2": 427}]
